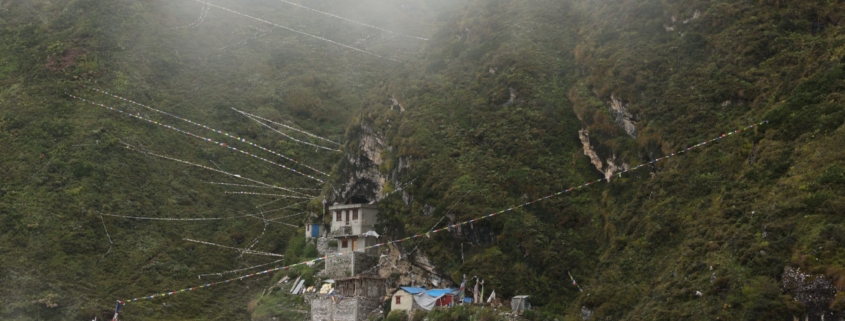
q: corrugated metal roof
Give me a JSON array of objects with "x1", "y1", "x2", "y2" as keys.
[
  {"x1": 424, "y1": 289, "x2": 459, "y2": 297},
  {"x1": 399, "y1": 287, "x2": 427, "y2": 294}
]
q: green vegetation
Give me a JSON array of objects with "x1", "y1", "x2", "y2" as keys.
[
  {"x1": 333, "y1": 0, "x2": 845, "y2": 320},
  {"x1": 2, "y1": 0, "x2": 845, "y2": 320}
]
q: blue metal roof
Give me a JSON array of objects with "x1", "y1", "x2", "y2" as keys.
[
  {"x1": 424, "y1": 288, "x2": 459, "y2": 297},
  {"x1": 400, "y1": 287, "x2": 427, "y2": 294}
]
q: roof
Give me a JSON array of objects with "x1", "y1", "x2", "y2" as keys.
[
  {"x1": 328, "y1": 203, "x2": 378, "y2": 210},
  {"x1": 424, "y1": 289, "x2": 459, "y2": 297},
  {"x1": 513, "y1": 295, "x2": 530, "y2": 299},
  {"x1": 399, "y1": 287, "x2": 427, "y2": 294}
]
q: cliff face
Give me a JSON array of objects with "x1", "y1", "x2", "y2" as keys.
[{"x1": 331, "y1": 0, "x2": 845, "y2": 320}]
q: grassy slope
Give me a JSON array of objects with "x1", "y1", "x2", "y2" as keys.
[
  {"x1": 0, "y1": 0, "x2": 457, "y2": 320},
  {"x1": 346, "y1": 0, "x2": 845, "y2": 320}
]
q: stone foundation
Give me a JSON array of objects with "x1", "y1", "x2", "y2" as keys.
[{"x1": 311, "y1": 296, "x2": 382, "y2": 321}]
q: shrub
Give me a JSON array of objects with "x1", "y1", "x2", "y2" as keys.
[{"x1": 385, "y1": 310, "x2": 408, "y2": 321}]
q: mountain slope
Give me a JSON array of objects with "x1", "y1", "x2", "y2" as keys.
[{"x1": 331, "y1": 0, "x2": 845, "y2": 320}]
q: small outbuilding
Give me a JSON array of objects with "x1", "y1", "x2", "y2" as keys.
[
  {"x1": 391, "y1": 287, "x2": 425, "y2": 312},
  {"x1": 511, "y1": 295, "x2": 530, "y2": 314}
]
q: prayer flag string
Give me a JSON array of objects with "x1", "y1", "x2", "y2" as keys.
[
  {"x1": 81, "y1": 85, "x2": 330, "y2": 177},
  {"x1": 208, "y1": 182, "x2": 321, "y2": 192},
  {"x1": 223, "y1": 191, "x2": 313, "y2": 199},
  {"x1": 101, "y1": 213, "x2": 252, "y2": 221},
  {"x1": 192, "y1": 0, "x2": 399, "y2": 62},
  {"x1": 276, "y1": 0, "x2": 429, "y2": 41},
  {"x1": 183, "y1": 238, "x2": 284, "y2": 257},
  {"x1": 240, "y1": 112, "x2": 341, "y2": 152},
  {"x1": 232, "y1": 108, "x2": 342, "y2": 146},
  {"x1": 168, "y1": 0, "x2": 209, "y2": 30},
  {"x1": 117, "y1": 121, "x2": 767, "y2": 306},
  {"x1": 121, "y1": 145, "x2": 285, "y2": 191},
  {"x1": 67, "y1": 93, "x2": 326, "y2": 183},
  {"x1": 197, "y1": 259, "x2": 286, "y2": 279}
]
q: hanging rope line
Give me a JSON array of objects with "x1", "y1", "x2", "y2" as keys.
[
  {"x1": 67, "y1": 93, "x2": 326, "y2": 183},
  {"x1": 241, "y1": 201, "x2": 310, "y2": 216},
  {"x1": 275, "y1": 0, "x2": 429, "y2": 41},
  {"x1": 209, "y1": 182, "x2": 320, "y2": 192},
  {"x1": 192, "y1": 0, "x2": 399, "y2": 62},
  {"x1": 242, "y1": 210, "x2": 269, "y2": 257},
  {"x1": 207, "y1": 182, "x2": 278, "y2": 189},
  {"x1": 224, "y1": 191, "x2": 313, "y2": 199},
  {"x1": 197, "y1": 259, "x2": 286, "y2": 279},
  {"x1": 184, "y1": 238, "x2": 284, "y2": 257},
  {"x1": 169, "y1": 0, "x2": 209, "y2": 30},
  {"x1": 116, "y1": 121, "x2": 767, "y2": 307},
  {"x1": 101, "y1": 213, "x2": 253, "y2": 221},
  {"x1": 122, "y1": 145, "x2": 281, "y2": 190},
  {"x1": 265, "y1": 211, "x2": 307, "y2": 223},
  {"x1": 80, "y1": 85, "x2": 330, "y2": 177},
  {"x1": 256, "y1": 198, "x2": 285, "y2": 208},
  {"x1": 370, "y1": 178, "x2": 416, "y2": 204},
  {"x1": 240, "y1": 112, "x2": 341, "y2": 152},
  {"x1": 232, "y1": 108, "x2": 342, "y2": 146}
]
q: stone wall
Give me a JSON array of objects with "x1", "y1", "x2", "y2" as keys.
[
  {"x1": 317, "y1": 237, "x2": 336, "y2": 257},
  {"x1": 311, "y1": 296, "x2": 381, "y2": 321},
  {"x1": 322, "y1": 252, "x2": 379, "y2": 279}
]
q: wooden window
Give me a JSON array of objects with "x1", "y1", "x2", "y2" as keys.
[
  {"x1": 353, "y1": 209, "x2": 358, "y2": 220},
  {"x1": 345, "y1": 210, "x2": 350, "y2": 225},
  {"x1": 395, "y1": 296, "x2": 401, "y2": 304},
  {"x1": 341, "y1": 239, "x2": 348, "y2": 248},
  {"x1": 336, "y1": 211, "x2": 341, "y2": 221}
]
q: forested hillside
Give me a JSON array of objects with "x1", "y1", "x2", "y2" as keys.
[
  {"x1": 1, "y1": 0, "x2": 844, "y2": 320},
  {"x1": 0, "y1": 0, "x2": 457, "y2": 319},
  {"x1": 336, "y1": 0, "x2": 845, "y2": 320}
]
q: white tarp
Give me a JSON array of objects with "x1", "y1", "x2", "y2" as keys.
[{"x1": 411, "y1": 289, "x2": 458, "y2": 311}]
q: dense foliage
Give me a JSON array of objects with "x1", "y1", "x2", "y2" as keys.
[
  {"x1": 0, "y1": 0, "x2": 455, "y2": 320},
  {"x1": 340, "y1": 0, "x2": 845, "y2": 320},
  {"x1": 2, "y1": 0, "x2": 845, "y2": 320}
]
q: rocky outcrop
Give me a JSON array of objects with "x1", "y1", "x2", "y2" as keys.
[
  {"x1": 334, "y1": 123, "x2": 387, "y2": 203},
  {"x1": 782, "y1": 267, "x2": 840, "y2": 320},
  {"x1": 608, "y1": 94, "x2": 637, "y2": 138},
  {"x1": 578, "y1": 129, "x2": 629, "y2": 181}
]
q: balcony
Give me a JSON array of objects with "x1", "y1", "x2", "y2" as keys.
[{"x1": 329, "y1": 226, "x2": 353, "y2": 237}]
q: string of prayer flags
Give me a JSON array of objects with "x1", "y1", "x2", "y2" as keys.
[
  {"x1": 243, "y1": 211, "x2": 269, "y2": 254},
  {"x1": 168, "y1": 0, "x2": 209, "y2": 30},
  {"x1": 81, "y1": 85, "x2": 330, "y2": 177},
  {"x1": 191, "y1": 0, "x2": 399, "y2": 62},
  {"x1": 183, "y1": 238, "x2": 284, "y2": 257},
  {"x1": 208, "y1": 182, "x2": 321, "y2": 191},
  {"x1": 265, "y1": 211, "x2": 307, "y2": 223},
  {"x1": 276, "y1": 0, "x2": 429, "y2": 41},
  {"x1": 568, "y1": 272, "x2": 583, "y2": 292},
  {"x1": 116, "y1": 121, "x2": 767, "y2": 308},
  {"x1": 198, "y1": 259, "x2": 286, "y2": 279},
  {"x1": 241, "y1": 112, "x2": 341, "y2": 152},
  {"x1": 67, "y1": 93, "x2": 326, "y2": 183},
  {"x1": 224, "y1": 191, "x2": 313, "y2": 199},
  {"x1": 101, "y1": 213, "x2": 252, "y2": 221},
  {"x1": 120, "y1": 257, "x2": 323, "y2": 304},
  {"x1": 232, "y1": 108, "x2": 342, "y2": 146},
  {"x1": 121, "y1": 145, "x2": 282, "y2": 191}
]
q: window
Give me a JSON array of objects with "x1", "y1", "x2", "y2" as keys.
[
  {"x1": 341, "y1": 239, "x2": 348, "y2": 248},
  {"x1": 336, "y1": 211, "x2": 341, "y2": 221},
  {"x1": 395, "y1": 296, "x2": 401, "y2": 304},
  {"x1": 353, "y1": 209, "x2": 358, "y2": 220}
]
